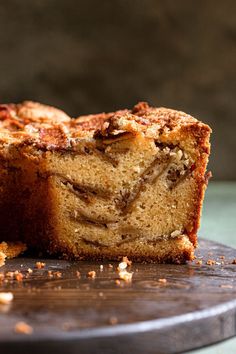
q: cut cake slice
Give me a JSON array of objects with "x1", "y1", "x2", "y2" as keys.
[{"x1": 0, "y1": 101, "x2": 211, "y2": 263}]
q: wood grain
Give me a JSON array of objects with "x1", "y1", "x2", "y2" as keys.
[{"x1": 0, "y1": 239, "x2": 236, "y2": 354}]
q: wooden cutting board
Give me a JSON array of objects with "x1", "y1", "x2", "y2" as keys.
[{"x1": 0, "y1": 239, "x2": 236, "y2": 354}]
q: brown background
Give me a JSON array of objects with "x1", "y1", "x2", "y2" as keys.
[{"x1": 0, "y1": 0, "x2": 235, "y2": 179}]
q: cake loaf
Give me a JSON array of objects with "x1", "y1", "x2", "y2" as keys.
[{"x1": 0, "y1": 101, "x2": 211, "y2": 263}]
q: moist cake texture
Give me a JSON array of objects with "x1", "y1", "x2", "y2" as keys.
[{"x1": 0, "y1": 101, "x2": 211, "y2": 263}]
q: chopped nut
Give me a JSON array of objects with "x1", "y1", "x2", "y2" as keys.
[
  {"x1": 76, "y1": 271, "x2": 81, "y2": 278},
  {"x1": 0, "y1": 292, "x2": 13, "y2": 304},
  {"x1": 100, "y1": 265, "x2": 104, "y2": 271},
  {"x1": 219, "y1": 256, "x2": 225, "y2": 260},
  {"x1": 115, "y1": 279, "x2": 121, "y2": 285},
  {"x1": 14, "y1": 321, "x2": 33, "y2": 335},
  {"x1": 118, "y1": 270, "x2": 133, "y2": 282},
  {"x1": 0, "y1": 273, "x2": 4, "y2": 281},
  {"x1": 35, "y1": 262, "x2": 46, "y2": 269},
  {"x1": 206, "y1": 259, "x2": 216, "y2": 266},
  {"x1": 232, "y1": 259, "x2": 236, "y2": 264},
  {"x1": 108, "y1": 264, "x2": 113, "y2": 268},
  {"x1": 27, "y1": 268, "x2": 33, "y2": 274},
  {"x1": 158, "y1": 278, "x2": 167, "y2": 284},
  {"x1": 87, "y1": 271, "x2": 96, "y2": 279}
]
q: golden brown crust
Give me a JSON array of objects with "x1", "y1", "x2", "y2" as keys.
[{"x1": 0, "y1": 101, "x2": 211, "y2": 154}]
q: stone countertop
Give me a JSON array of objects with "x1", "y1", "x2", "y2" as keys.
[{"x1": 191, "y1": 182, "x2": 236, "y2": 354}]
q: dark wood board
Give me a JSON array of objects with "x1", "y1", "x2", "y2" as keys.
[{"x1": 1, "y1": 239, "x2": 236, "y2": 354}]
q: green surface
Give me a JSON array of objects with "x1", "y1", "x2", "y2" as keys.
[{"x1": 190, "y1": 182, "x2": 236, "y2": 354}]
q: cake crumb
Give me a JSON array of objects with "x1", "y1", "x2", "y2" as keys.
[
  {"x1": 27, "y1": 268, "x2": 33, "y2": 274},
  {"x1": 108, "y1": 264, "x2": 113, "y2": 268},
  {"x1": 232, "y1": 259, "x2": 236, "y2": 264},
  {"x1": 15, "y1": 272, "x2": 23, "y2": 282},
  {"x1": 87, "y1": 271, "x2": 96, "y2": 279},
  {"x1": 76, "y1": 271, "x2": 81, "y2": 278},
  {"x1": 6, "y1": 271, "x2": 14, "y2": 278},
  {"x1": 115, "y1": 279, "x2": 121, "y2": 285},
  {"x1": 118, "y1": 270, "x2": 133, "y2": 282},
  {"x1": 0, "y1": 292, "x2": 13, "y2": 304},
  {"x1": 35, "y1": 262, "x2": 45, "y2": 269},
  {"x1": 195, "y1": 260, "x2": 202, "y2": 265},
  {"x1": 0, "y1": 273, "x2": 4, "y2": 281},
  {"x1": 54, "y1": 271, "x2": 62, "y2": 278},
  {"x1": 47, "y1": 270, "x2": 53, "y2": 278},
  {"x1": 206, "y1": 259, "x2": 216, "y2": 266},
  {"x1": 14, "y1": 321, "x2": 33, "y2": 335},
  {"x1": 100, "y1": 265, "x2": 104, "y2": 271},
  {"x1": 158, "y1": 278, "x2": 167, "y2": 284},
  {"x1": 219, "y1": 256, "x2": 225, "y2": 260}
]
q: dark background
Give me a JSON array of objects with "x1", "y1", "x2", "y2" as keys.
[{"x1": 0, "y1": 0, "x2": 235, "y2": 179}]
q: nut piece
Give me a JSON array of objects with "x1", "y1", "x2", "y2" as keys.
[
  {"x1": 206, "y1": 259, "x2": 216, "y2": 266},
  {"x1": 35, "y1": 262, "x2": 46, "y2": 269},
  {"x1": 0, "y1": 292, "x2": 13, "y2": 304},
  {"x1": 15, "y1": 272, "x2": 23, "y2": 282},
  {"x1": 158, "y1": 278, "x2": 167, "y2": 284},
  {"x1": 14, "y1": 321, "x2": 33, "y2": 335},
  {"x1": 87, "y1": 271, "x2": 96, "y2": 279}
]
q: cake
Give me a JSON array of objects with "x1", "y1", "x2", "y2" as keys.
[{"x1": 0, "y1": 101, "x2": 211, "y2": 263}]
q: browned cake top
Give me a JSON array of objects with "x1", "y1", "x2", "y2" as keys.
[{"x1": 0, "y1": 101, "x2": 211, "y2": 151}]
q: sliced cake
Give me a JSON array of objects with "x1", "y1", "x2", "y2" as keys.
[{"x1": 0, "y1": 101, "x2": 211, "y2": 263}]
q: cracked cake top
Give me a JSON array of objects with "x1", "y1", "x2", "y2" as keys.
[{"x1": 0, "y1": 101, "x2": 211, "y2": 154}]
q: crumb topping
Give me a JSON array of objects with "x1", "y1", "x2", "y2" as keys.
[{"x1": 0, "y1": 101, "x2": 211, "y2": 153}]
